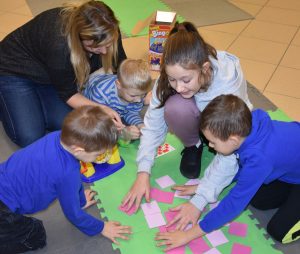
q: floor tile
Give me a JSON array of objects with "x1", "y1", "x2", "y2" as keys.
[
  {"x1": 10, "y1": 4, "x2": 33, "y2": 16},
  {"x1": 291, "y1": 30, "x2": 300, "y2": 46},
  {"x1": 280, "y1": 45, "x2": 300, "y2": 69},
  {"x1": 265, "y1": 66, "x2": 300, "y2": 98},
  {"x1": 256, "y1": 6, "x2": 300, "y2": 26},
  {"x1": 228, "y1": 36, "x2": 287, "y2": 64},
  {"x1": 0, "y1": 32, "x2": 7, "y2": 41},
  {"x1": 197, "y1": 29, "x2": 238, "y2": 51},
  {"x1": 0, "y1": 12, "x2": 32, "y2": 34},
  {"x1": 267, "y1": 0, "x2": 300, "y2": 11},
  {"x1": 0, "y1": 0, "x2": 26, "y2": 12},
  {"x1": 239, "y1": 58, "x2": 277, "y2": 91},
  {"x1": 241, "y1": 20, "x2": 297, "y2": 44},
  {"x1": 230, "y1": 0, "x2": 268, "y2": 6},
  {"x1": 228, "y1": 0, "x2": 263, "y2": 16},
  {"x1": 263, "y1": 91, "x2": 300, "y2": 121},
  {"x1": 201, "y1": 20, "x2": 250, "y2": 35},
  {"x1": 122, "y1": 36, "x2": 148, "y2": 60}
]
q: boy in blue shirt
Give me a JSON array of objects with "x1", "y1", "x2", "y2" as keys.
[
  {"x1": 0, "y1": 106, "x2": 131, "y2": 253},
  {"x1": 156, "y1": 94, "x2": 300, "y2": 251},
  {"x1": 83, "y1": 59, "x2": 152, "y2": 140}
]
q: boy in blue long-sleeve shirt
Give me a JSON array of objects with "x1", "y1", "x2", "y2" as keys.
[
  {"x1": 83, "y1": 59, "x2": 152, "y2": 140},
  {"x1": 156, "y1": 94, "x2": 300, "y2": 251},
  {"x1": 0, "y1": 106, "x2": 131, "y2": 253}
]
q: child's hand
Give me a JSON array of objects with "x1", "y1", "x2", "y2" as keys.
[
  {"x1": 126, "y1": 125, "x2": 141, "y2": 140},
  {"x1": 101, "y1": 221, "x2": 131, "y2": 245},
  {"x1": 122, "y1": 172, "x2": 150, "y2": 211},
  {"x1": 166, "y1": 202, "x2": 201, "y2": 231},
  {"x1": 82, "y1": 189, "x2": 97, "y2": 209},
  {"x1": 171, "y1": 184, "x2": 198, "y2": 196},
  {"x1": 156, "y1": 224, "x2": 204, "y2": 251}
]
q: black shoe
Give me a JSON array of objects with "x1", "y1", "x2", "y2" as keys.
[{"x1": 180, "y1": 144, "x2": 203, "y2": 179}]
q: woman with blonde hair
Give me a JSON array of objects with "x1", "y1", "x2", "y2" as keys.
[{"x1": 0, "y1": 0, "x2": 126, "y2": 147}]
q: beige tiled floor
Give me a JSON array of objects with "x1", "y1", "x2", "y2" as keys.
[{"x1": 1, "y1": 0, "x2": 300, "y2": 121}]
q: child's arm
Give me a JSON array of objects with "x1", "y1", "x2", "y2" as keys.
[
  {"x1": 190, "y1": 153, "x2": 239, "y2": 211},
  {"x1": 163, "y1": 153, "x2": 239, "y2": 233}
]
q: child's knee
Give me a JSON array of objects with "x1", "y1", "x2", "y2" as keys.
[{"x1": 23, "y1": 218, "x2": 47, "y2": 250}]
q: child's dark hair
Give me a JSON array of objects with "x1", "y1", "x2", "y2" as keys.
[
  {"x1": 156, "y1": 21, "x2": 217, "y2": 108},
  {"x1": 200, "y1": 94, "x2": 252, "y2": 141},
  {"x1": 61, "y1": 106, "x2": 118, "y2": 152}
]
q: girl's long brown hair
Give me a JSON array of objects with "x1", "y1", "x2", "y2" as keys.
[{"x1": 156, "y1": 21, "x2": 217, "y2": 108}]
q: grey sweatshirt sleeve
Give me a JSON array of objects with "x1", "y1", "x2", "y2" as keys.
[
  {"x1": 136, "y1": 81, "x2": 168, "y2": 174},
  {"x1": 190, "y1": 153, "x2": 239, "y2": 211}
]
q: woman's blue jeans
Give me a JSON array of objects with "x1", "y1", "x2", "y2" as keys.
[{"x1": 0, "y1": 75, "x2": 72, "y2": 147}]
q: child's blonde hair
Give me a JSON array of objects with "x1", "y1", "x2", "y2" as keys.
[
  {"x1": 61, "y1": 0, "x2": 119, "y2": 87},
  {"x1": 117, "y1": 59, "x2": 152, "y2": 92}
]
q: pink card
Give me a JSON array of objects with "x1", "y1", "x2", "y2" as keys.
[
  {"x1": 165, "y1": 210, "x2": 178, "y2": 222},
  {"x1": 228, "y1": 222, "x2": 248, "y2": 237},
  {"x1": 145, "y1": 212, "x2": 166, "y2": 228},
  {"x1": 188, "y1": 237, "x2": 210, "y2": 254},
  {"x1": 118, "y1": 204, "x2": 137, "y2": 216},
  {"x1": 166, "y1": 245, "x2": 185, "y2": 254},
  {"x1": 231, "y1": 243, "x2": 252, "y2": 254},
  {"x1": 206, "y1": 229, "x2": 229, "y2": 247},
  {"x1": 204, "y1": 248, "x2": 222, "y2": 254},
  {"x1": 141, "y1": 201, "x2": 161, "y2": 216},
  {"x1": 151, "y1": 188, "x2": 174, "y2": 204},
  {"x1": 159, "y1": 225, "x2": 168, "y2": 232},
  {"x1": 156, "y1": 175, "x2": 176, "y2": 189}
]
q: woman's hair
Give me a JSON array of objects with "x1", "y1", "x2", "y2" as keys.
[
  {"x1": 200, "y1": 94, "x2": 252, "y2": 141},
  {"x1": 61, "y1": 105, "x2": 118, "y2": 152},
  {"x1": 156, "y1": 21, "x2": 217, "y2": 108},
  {"x1": 61, "y1": 0, "x2": 119, "y2": 87},
  {"x1": 117, "y1": 59, "x2": 152, "y2": 92}
]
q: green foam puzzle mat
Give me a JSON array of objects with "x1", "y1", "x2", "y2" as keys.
[
  {"x1": 101, "y1": 0, "x2": 184, "y2": 37},
  {"x1": 92, "y1": 127, "x2": 283, "y2": 253}
]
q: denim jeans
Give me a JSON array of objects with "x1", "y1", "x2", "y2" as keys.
[
  {"x1": 0, "y1": 200, "x2": 46, "y2": 253},
  {"x1": 0, "y1": 75, "x2": 72, "y2": 147}
]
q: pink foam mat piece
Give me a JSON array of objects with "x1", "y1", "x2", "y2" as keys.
[
  {"x1": 231, "y1": 242, "x2": 252, "y2": 254},
  {"x1": 228, "y1": 221, "x2": 248, "y2": 237}
]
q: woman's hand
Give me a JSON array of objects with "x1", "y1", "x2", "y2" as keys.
[
  {"x1": 121, "y1": 172, "x2": 150, "y2": 211},
  {"x1": 82, "y1": 189, "x2": 97, "y2": 209},
  {"x1": 67, "y1": 93, "x2": 125, "y2": 130},
  {"x1": 101, "y1": 221, "x2": 131, "y2": 245},
  {"x1": 99, "y1": 104, "x2": 124, "y2": 130},
  {"x1": 166, "y1": 202, "x2": 201, "y2": 231}
]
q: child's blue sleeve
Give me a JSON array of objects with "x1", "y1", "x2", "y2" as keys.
[
  {"x1": 79, "y1": 184, "x2": 86, "y2": 208},
  {"x1": 57, "y1": 171, "x2": 104, "y2": 236}
]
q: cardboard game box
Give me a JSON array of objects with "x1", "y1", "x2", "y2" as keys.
[
  {"x1": 149, "y1": 11, "x2": 176, "y2": 71},
  {"x1": 131, "y1": 11, "x2": 177, "y2": 71}
]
